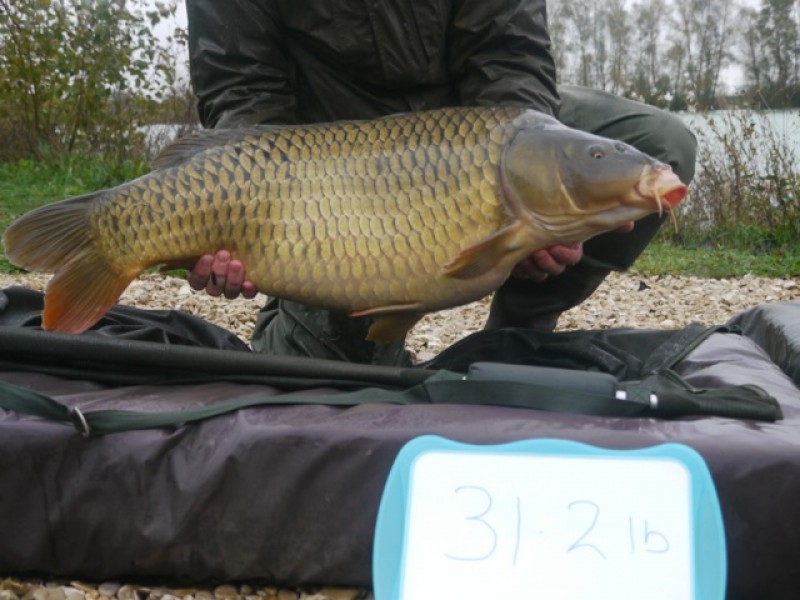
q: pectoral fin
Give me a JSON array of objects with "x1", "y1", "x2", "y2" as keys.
[{"x1": 442, "y1": 221, "x2": 533, "y2": 280}]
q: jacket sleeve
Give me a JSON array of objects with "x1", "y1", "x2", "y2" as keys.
[
  {"x1": 448, "y1": 0, "x2": 560, "y2": 116},
  {"x1": 187, "y1": 0, "x2": 298, "y2": 128}
]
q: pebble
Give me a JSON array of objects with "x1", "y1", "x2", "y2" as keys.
[
  {"x1": 1, "y1": 581, "x2": 29, "y2": 596},
  {"x1": 0, "y1": 581, "x2": 375, "y2": 600},
  {"x1": 115, "y1": 587, "x2": 137, "y2": 600},
  {"x1": 311, "y1": 590, "x2": 362, "y2": 600},
  {"x1": 97, "y1": 587, "x2": 119, "y2": 599},
  {"x1": 33, "y1": 589, "x2": 65, "y2": 600}
]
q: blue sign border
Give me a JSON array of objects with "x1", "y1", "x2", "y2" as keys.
[{"x1": 373, "y1": 436, "x2": 726, "y2": 599}]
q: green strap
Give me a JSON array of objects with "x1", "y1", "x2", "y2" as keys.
[
  {"x1": 0, "y1": 379, "x2": 74, "y2": 422},
  {"x1": 0, "y1": 365, "x2": 782, "y2": 437},
  {"x1": 0, "y1": 370, "x2": 654, "y2": 436},
  {"x1": 0, "y1": 379, "x2": 399, "y2": 437}
]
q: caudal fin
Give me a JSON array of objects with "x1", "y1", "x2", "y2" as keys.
[{"x1": 3, "y1": 193, "x2": 142, "y2": 333}]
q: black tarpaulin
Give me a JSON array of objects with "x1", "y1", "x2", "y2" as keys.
[{"x1": 1, "y1": 289, "x2": 799, "y2": 599}]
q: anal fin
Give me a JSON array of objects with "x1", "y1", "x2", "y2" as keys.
[
  {"x1": 44, "y1": 255, "x2": 142, "y2": 333},
  {"x1": 365, "y1": 314, "x2": 423, "y2": 343},
  {"x1": 350, "y1": 302, "x2": 425, "y2": 318},
  {"x1": 350, "y1": 303, "x2": 425, "y2": 343}
]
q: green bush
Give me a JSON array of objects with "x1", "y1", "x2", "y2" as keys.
[
  {"x1": 0, "y1": 154, "x2": 150, "y2": 271},
  {"x1": 0, "y1": 0, "x2": 184, "y2": 164}
]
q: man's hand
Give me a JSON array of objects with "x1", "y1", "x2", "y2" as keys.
[
  {"x1": 511, "y1": 243, "x2": 584, "y2": 282},
  {"x1": 187, "y1": 250, "x2": 259, "y2": 299},
  {"x1": 512, "y1": 222, "x2": 636, "y2": 282}
]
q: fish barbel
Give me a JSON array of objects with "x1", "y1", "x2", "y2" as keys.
[{"x1": 3, "y1": 106, "x2": 686, "y2": 341}]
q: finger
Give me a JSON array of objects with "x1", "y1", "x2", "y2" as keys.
[
  {"x1": 615, "y1": 221, "x2": 635, "y2": 233},
  {"x1": 547, "y1": 242, "x2": 584, "y2": 267},
  {"x1": 240, "y1": 280, "x2": 258, "y2": 300},
  {"x1": 531, "y1": 248, "x2": 565, "y2": 277},
  {"x1": 187, "y1": 254, "x2": 214, "y2": 291},
  {"x1": 511, "y1": 256, "x2": 549, "y2": 282},
  {"x1": 224, "y1": 259, "x2": 246, "y2": 300},
  {"x1": 228, "y1": 263, "x2": 259, "y2": 300},
  {"x1": 207, "y1": 250, "x2": 231, "y2": 297}
]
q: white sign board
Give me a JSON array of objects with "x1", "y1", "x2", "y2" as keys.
[{"x1": 373, "y1": 437, "x2": 726, "y2": 600}]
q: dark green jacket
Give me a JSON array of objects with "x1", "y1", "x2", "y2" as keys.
[{"x1": 187, "y1": 0, "x2": 559, "y2": 127}]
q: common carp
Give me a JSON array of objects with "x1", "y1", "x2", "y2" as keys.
[{"x1": 3, "y1": 106, "x2": 686, "y2": 341}]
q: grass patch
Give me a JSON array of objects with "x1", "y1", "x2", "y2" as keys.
[
  {"x1": 632, "y1": 241, "x2": 800, "y2": 278},
  {"x1": 0, "y1": 155, "x2": 148, "y2": 271}
]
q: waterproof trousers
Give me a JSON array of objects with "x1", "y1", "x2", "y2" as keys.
[{"x1": 250, "y1": 85, "x2": 698, "y2": 364}]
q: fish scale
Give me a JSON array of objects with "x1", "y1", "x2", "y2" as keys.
[
  {"x1": 3, "y1": 106, "x2": 687, "y2": 339},
  {"x1": 187, "y1": 108, "x2": 516, "y2": 311}
]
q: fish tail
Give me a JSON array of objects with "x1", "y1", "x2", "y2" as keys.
[{"x1": 3, "y1": 193, "x2": 142, "y2": 333}]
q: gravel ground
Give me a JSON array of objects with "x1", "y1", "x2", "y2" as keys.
[
  {"x1": 0, "y1": 579, "x2": 368, "y2": 600},
  {"x1": 1, "y1": 271, "x2": 798, "y2": 598},
  {"x1": 2, "y1": 271, "x2": 797, "y2": 362}
]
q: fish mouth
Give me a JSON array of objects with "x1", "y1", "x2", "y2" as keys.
[{"x1": 635, "y1": 164, "x2": 687, "y2": 214}]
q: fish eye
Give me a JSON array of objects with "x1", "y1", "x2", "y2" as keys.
[{"x1": 589, "y1": 146, "x2": 605, "y2": 159}]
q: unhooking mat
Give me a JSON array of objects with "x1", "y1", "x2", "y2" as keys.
[{"x1": 1, "y1": 287, "x2": 800, "y2": 599}]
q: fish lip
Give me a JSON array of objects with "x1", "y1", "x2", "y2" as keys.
[{"x1": 635, "y1": 164, "x2": 687, "y2": 213}]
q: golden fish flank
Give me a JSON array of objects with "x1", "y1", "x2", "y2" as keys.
[{"x1": 2, "y1": 106, "x2": 687, "y2": 341}]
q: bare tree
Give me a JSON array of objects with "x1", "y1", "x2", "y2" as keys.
[
  {"x1": 752, "y1": 0, "x2": 800, "y2": 105},
  {"x1": 547, "y1": 0, "x2": 570, "y2": 81},
  {"x1": 739, "y1": 7, "x2": 768, "y2": 93},
  {"x1": 628, "y1": 0, "x2": 670, "y2": 104},
  {"x1": 549, "y1": 0, "x2": 767, "y2": 108},
  {"x1": 549, "y1": 0, "x2": 606, "y2": 88},
  {"x1": 671, "y1": 0, "x2": 733, "y2": 109},
  {"x1": 604, "y1": 0, "x2": 632, "y2": 94}
]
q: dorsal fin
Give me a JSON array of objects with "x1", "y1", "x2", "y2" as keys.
[{"x1": 151, "y1": 125, "x2": 286, "y2": 171}]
